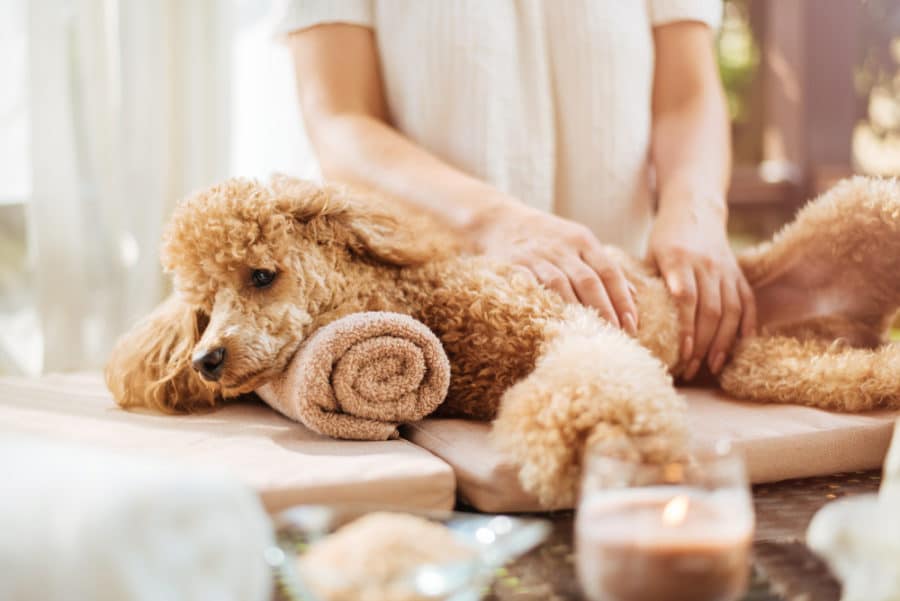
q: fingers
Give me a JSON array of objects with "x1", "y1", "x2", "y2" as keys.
[
  {"x1": 524, "y1": 239, "x2": 639, "y2": 335},
  {"x1": 530, "y1": 260, "x2": 578, "y2": 304},
  {"x1": 558, "y1": 257, "x2": 620, "y2": 328},
  {"x1": 706, "y1": 278, "x2": 742, "y2": 374},
  {"x1": 662, "y1": 265, "x2": 698, "y2": 367},
  {"x1": 685, "y1": 268, "x2": 722, "y2": 380},
  {"x1": 737, "y1": 276, "x2": 758, "y2": 338},
  {"x1": 582, "y1": 246, "x2": 639, "y2": 334}
]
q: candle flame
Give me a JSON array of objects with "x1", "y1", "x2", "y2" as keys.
[{"x1": 662, "y1": 495, "x2": 690, "y2": 526}]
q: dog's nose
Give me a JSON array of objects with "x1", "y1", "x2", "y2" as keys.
[{"x1": 192, "y1": 347, "x2": 226, "y2": 381}]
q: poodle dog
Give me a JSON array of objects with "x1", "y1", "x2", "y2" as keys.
[{"x1": 106, "y1": 176, "x2": 900, "y2": 506}]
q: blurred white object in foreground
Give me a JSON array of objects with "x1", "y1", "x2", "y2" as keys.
[
  {"x1": 0, "y1": 435, "x2": 273, "y2": 601},
  {"x1": 808, "y1": 420, "x2": 900, "y2": 601}
]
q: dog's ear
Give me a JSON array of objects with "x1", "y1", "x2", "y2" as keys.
[
  {"x1": 330, "y1": 187, "x2": 455, "y2": 266},
  {"x1": 270, "y1": 175, "x2": 458, "y2": 267},
  {"x1": 105, "y1": 294, "x2": 221, "y2": 413}
]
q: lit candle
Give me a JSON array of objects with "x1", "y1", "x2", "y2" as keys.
[{"x1": 575, "y1": 486, "x2": 753, "y2": 601}]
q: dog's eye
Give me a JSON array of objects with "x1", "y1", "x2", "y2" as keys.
[{"x1": 250, "y1": 269, "x2": 277, "y2": 289}]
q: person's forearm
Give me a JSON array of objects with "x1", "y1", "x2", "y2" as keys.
[
  {"x1": 306, "y1": 112, "x2": 517, "y2": 237},
  {"x1": 289, "y1": 24, "x2": 521, "y2": 243},
  {"x1": 288, "y1": 23, "x2": 632, "y2": 325},
  {"x1": 650, "y1": 21, "x2": 731, "y2": 221},
  {"x1": 652, "y1": 90, "x2": 731, "y2": 221},
  {"x1": 648, "y1": 23, "x2": 752, "y2": 378}
]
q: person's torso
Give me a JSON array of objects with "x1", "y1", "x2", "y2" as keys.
[{"x1": 372, "y1": 0, "x2": 656, "y2": 256}]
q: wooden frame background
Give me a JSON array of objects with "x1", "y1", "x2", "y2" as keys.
[{"x1": 728, "y1": 0, "x2": 861, "y2": 208}]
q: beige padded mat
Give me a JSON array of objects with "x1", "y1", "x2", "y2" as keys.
[
  {"x1": 0, "y1": 373, "x2": 455, "y2": 512},
  {"x1": 403, "y1": 387, "x2": 900, "y2": 512}
]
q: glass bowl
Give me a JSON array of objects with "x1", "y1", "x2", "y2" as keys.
[{"x1": 265, "y1": 504, "x2": 551, "y2": 601}]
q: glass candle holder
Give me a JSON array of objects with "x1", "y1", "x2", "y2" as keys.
[{"x1": 575, "y1": 442, "x2": 754, "y2": 601}]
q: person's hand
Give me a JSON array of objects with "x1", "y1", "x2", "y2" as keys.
[
  {"x1": 471, "y1": 200, "x2": 638, "y2": 335},
  {"x1": 647, "y1": 197, "x2": 757, "y2": 380}
]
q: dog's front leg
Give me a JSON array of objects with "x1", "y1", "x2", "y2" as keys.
[
  {"x1": 491, "y1": 303, "x2": 688, "y2": 507},
  {"x1": 402, "y1": 257, "x2": 687, "y2": 507}
]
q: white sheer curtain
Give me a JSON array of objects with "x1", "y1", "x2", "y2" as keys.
[
  {"x1": 230, "y1": 0, "x2": 319, "y2": 184},
  {"x1": 26, "y1": 0, "x2": 233, "y2": 371},
  {"x1": 3, "y1": 0, "x2": 314, "y2": 374}
]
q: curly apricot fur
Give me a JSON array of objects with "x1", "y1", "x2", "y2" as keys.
[{"x1": 107, "y1": 176, "x2": 900, "y2": 506}]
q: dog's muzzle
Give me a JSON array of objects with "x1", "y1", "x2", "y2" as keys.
[{"x1": 192, "y1": 347, "x2": 226, "y2": 381}]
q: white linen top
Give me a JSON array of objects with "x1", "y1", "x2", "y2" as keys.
[{"x1": 281, "y1": 1, "x2": 721, "y2": 257}]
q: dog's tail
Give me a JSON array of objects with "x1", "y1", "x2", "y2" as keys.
[
  {"x1": 721, "y1": 334, "x2": 900, "y2": 412},
  {"x1": 490, "y1": 305, "x2": 688, "y2": 508}
]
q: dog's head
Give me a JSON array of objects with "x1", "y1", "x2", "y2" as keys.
[{"x1": 106, "y1": 176, "x2": 446, "y2": 412}]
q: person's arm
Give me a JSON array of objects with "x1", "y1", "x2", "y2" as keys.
[
  {"x1": 648, "y1": 21, "x2": 757, "y2": 379},
  {"x1": 288, "y1": 24, "x2": 638, "y2": 332}
]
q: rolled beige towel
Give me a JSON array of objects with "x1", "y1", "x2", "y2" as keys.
[{"x1": 257, "y1": 312, "x2": 450, "y2": 440}]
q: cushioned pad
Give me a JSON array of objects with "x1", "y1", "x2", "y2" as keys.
[
  {"x1": 403, "y1": 387, "x2": 900, "y2": 512},
  {"x1": 0, "y1": 373, "x2": 455, "y2": 512}
]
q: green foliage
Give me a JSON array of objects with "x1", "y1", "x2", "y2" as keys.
[{"x1": 717, "y1": 0, "x2": 759, "y2": 124}]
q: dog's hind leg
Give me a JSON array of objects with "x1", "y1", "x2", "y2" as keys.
[
  {"x1": 740, "y1": 177, "x2": 900, "y2": 337},
  {"x1": 721, "y1": 334, "x2": 900, "y2": 412}
]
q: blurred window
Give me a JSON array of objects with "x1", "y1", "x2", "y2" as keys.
[{"x1": 719, "y1": 0, "x2": 900, "y2": 209}]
